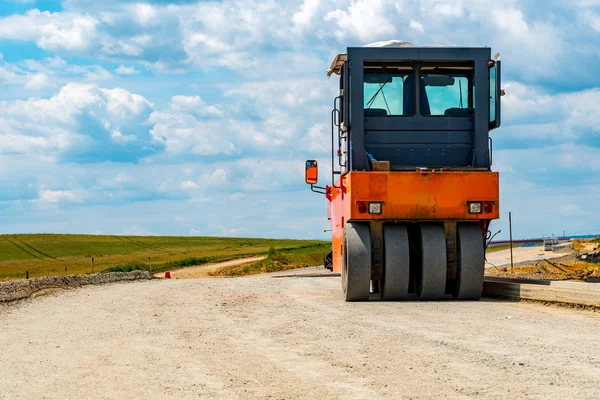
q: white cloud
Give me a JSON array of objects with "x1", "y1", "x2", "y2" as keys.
[
  {"x1": 188, "y1": 228, "x2": 201, "y2": 235},
  {"x1": 0, "y1": 10, "x2": 98, "y2": 52},
  {"x1": 38, "y1": 189, "x2": 83, "y2": 203},
  {"x1": 409, "y1": 20, "x2": 425, "y2": 33},
  {"x1": 25, "y1": 73, "x2": 51, "y2": 89},
  {"x1": 238, "y1": 158, "x2": 304, "y2": 192},
  {"x1": 83, "y1": 66, "x2": 113, "y2": 81},
  {"x1": 170, "y1": 95, "x2": 223, "y2": 118},
  {"x1": 0, "y1": 83, "x2": 156, "y2": 160},
  {"x1": 100, "y1": 173, "x2": 135, "y2": 188},
  {"x1": 180, "y1": 180, "x2": 199, "y2": 190},
  {"x1": 293, "y1": 0, "x2": 322, "y2": 29},
  {"x1": 426, "y1": 0, "x2": 465, "y2": 18},
  {"x1": 307, "y1": 122, "x2": 330, "y2": 154},
  {"x1": 148, "y1": 96, "x2": 236, "y2": 156},
  {"x1": 1, "y1": 0, "x2": 600, "y2": 241},
  {"x1": 499, "y1": 84, "x2": 600, "y2": 145},
  {"x1": 325, "y1": 0, "x2": 397, "y2": 42},
  {"x1": 18, "y1": 56, "x2": 112, "y2": 85},
  {"x1": 0, "y1": 0, "x2": 595, "y2": 88},
  {"x1": 128, "y1": 3, "x2": 158, "y2": 27},
  {"x1": 115, "y1": 65, "x2": 139, "y2": 75},
  {"x1": 198, "y1": 168, "x2": 229, "y2": 187}
]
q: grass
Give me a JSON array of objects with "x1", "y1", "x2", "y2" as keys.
[
  {"x1": 486, "y1": 244, "x2": 516, "y2": 253},
  {"x1": 215, "y1": 245, "x2": 330, "y2": 276},
  {"x1": 0, "y1": 234, "x2": 330, "y2": 279}
]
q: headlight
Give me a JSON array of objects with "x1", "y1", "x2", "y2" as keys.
[
  {"x1": 468, "y1": 202, "x2": 482, "y2": 214},
  {"x1": 368, "y1": 202, "x2": 382, "y2": 214}
]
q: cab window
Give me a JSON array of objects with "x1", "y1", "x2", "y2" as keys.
[
  {"x1": 363, "y1": 67, "x2": 415, "y2": 116},
  {"x1": 420, "y1": 68, "x2": 474, "y2": 116}
]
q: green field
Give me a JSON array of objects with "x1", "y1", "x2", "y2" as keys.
[{"x1": 0, "y1": 234, "x2": 330, "y2": 280}]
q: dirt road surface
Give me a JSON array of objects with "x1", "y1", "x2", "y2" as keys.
[
  {"x1": 1, "y1": 275, "x2": 600, "y2": 399},
  {"x1": 486, "y1": 246, "x2": 571, "y2": 268},
  {"x1": 155, "y1": 256, "x2": 265, "y2": 278}
]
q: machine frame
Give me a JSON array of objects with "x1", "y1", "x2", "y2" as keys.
[{"x1": 307, "y1": 44, "x2": 503, "y2": 301}]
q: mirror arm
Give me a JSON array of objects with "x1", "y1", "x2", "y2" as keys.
[{"x1": 310, "y1": 184, "x2": 327, "y2": 195}]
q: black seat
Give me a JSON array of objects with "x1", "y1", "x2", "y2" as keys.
[
  {"x1": 444, "y1": 108, "x2": 472, "y2": 116},
  {"x1": 364, "y1": 108, "x2": 388, "y2": 117}
]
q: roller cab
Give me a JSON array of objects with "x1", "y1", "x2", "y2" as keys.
[{"x1": 305, "y1": 41, "x2": 503, "y2": 301}]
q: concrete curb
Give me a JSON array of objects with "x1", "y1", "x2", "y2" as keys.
[
  {"x1": 483, "y1": 277, "x2": 600, "y2": 307},
  {"x1": 0, "y1": 271, "x2": 155, "y2": 303}
]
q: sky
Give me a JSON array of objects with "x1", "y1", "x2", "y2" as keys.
[{"x1": 0, "y1": 0, "x2": 599, "y2": 240}]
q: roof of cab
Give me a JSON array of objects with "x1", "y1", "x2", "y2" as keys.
[{"x1": 327, "y1": 40, "x2": 493, "y2": 76}]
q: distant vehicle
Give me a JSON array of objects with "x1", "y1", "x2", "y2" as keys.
[{"x1": 544, "y1": 238, "x2": 558, "y2": 251}]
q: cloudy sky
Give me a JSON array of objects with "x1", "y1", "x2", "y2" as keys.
[{"x1": 0, "y1": 0, "x2": 599, "y2": 240}]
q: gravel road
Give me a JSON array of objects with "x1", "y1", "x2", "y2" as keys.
[
  {"x1": 155, "y1": 256, "x2": 265, "y2": 279},
  {"x1": 485, "y1": 246, "x2": 571, "y2": 268},
  {"x1": 1, "y1": 274, "x2": 599, "y2": 399}
]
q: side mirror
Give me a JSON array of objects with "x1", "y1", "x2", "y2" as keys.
[{"x1": 305, "y1": 160, "x2": 318, "y2": 185}]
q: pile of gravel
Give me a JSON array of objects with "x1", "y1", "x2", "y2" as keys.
[{"x1": 0, "y1": 271, "x2": 155, "y2": 303}]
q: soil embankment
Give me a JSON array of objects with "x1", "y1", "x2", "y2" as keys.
[{"x1": 0, "y1": 271, "x2": 153, "y2": 303}]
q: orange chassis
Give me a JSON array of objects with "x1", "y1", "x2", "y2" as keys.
[{"x1": 326, "y1": 171, "x2": 500, "y2": 277}]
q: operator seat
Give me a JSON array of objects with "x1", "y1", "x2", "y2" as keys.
[{"x1": 365, "y1": 108, "x2": 388, "y2": 117}]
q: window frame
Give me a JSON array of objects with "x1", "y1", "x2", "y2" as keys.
[{"x1": 489, "y1": 60, "x2": 501, "y2": 130}]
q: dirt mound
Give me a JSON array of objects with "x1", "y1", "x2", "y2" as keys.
[
  {"x1": 486, "y1": 260, "x2": 600, "y2": 282},
  {"x1": 0, "y1": 271, "x2": 154, "y2": 303}
]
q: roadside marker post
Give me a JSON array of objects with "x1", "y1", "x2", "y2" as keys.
[{"x1": 509, "y1": 212, "x2": 514, "y2": 273}]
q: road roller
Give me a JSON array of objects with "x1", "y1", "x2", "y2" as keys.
[{"x1": 305, "y1": 41, "x2": 502, "y2": 301}]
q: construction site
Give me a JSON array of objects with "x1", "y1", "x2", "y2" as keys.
[
  {"x1": 1, "y1": 34, "x2": 599, "y2": 399},
  {"x1": 1, "y1": 241, "x2": 600, "y2": 399}
]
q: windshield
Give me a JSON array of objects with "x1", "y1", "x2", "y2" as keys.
[
  {"x1": 363, "y1": 66, "x2": 474, "y2": 117},
  {"x1": 363, "y1": 68, "x2": 415, "y2": 116}
]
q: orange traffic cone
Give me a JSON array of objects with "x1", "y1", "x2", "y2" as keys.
[{"x1": 165, "y1": 271, "x2": 171, "y2": 279}]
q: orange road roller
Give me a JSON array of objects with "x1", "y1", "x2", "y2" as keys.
[{"x1": 305, "y1": 41, "x2": 502, "y2": 301}]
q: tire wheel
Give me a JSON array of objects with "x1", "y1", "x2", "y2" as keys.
[
  {"x1": 454, "y1": 223, "x2": 485, "y2": 300},
  {"x1": 416, "y1": 223, "x2": 447, "y2": 300},
  {"x1": 382, "y1": 224, "x2": 410, "y2": 300},
  {"x1": 342, "y1": 222, "x2": 371, "y2": 301}
]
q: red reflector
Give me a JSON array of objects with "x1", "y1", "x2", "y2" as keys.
[
  {"x1": 357, "y1": 202, "x2": 367, "y2": 214},
  {"x1": 483, "y1": 202, "x2": 493, "y2": 213}
]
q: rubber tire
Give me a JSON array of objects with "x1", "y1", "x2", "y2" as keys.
[
  {"x1": 342, "y1": 222, "x2": 371, "y2": 302},
  {"x1": 382, "y1": 224, "x2": 410, "y2": 300},
  {"x1": 454, "y1": 223, "x2": 485, "y2": 300},
  {"x1": 416, "y1": 224, "x2": 447, "y2": 300}
]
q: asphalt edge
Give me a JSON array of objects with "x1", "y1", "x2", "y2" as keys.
[{"x1": 483, "y1": 278, "x2": 600, "y2": 308}]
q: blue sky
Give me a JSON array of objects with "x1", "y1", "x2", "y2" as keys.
[{"x1": 0, "y1": 0, "x2": 599, "y2": 240}]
